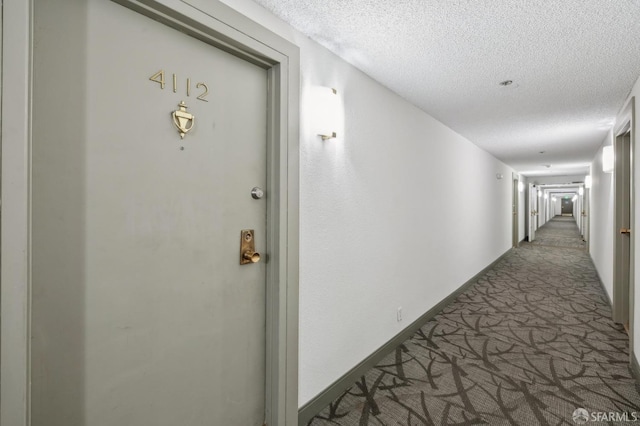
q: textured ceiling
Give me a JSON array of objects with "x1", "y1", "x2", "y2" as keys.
[{"x1": 250, "y1": 0, "x2": 640, "y2": 176}]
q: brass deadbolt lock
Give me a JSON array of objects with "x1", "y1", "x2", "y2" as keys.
[{"x1": 240, "y1": 230, "x2": 261, "y2": 265}]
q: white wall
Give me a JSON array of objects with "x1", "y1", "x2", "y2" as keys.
[
  {"x1": 589, "y1": 75, "x2": 640, "y2": 320},
  {"x1": 519, "y1": 176, "x2": 526, "y2": 242},
  {"x1": 633, "y1": 77, "x2": 640, "y2": 361},
  {"x1": 590, "y1": 144, "x2": 614, "y2": 298},
  {"x1": 219, "y1": 0, "x2": 516, "y2": 406},
  {"x1": 552, "y1": 198, "x2": 561, "y2": 216}
]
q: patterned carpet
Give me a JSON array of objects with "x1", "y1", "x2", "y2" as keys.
[
  {"x1": 529, "y1": 216, "x2": 587, "y2": 249},
  {"x1": 308, "y1": 216, "x2": 640, "y2": 425}
]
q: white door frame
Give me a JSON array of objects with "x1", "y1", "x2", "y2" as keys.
[
  {"x1": 528, "y1": 183, "x2": 537, "y2": 241},
  {"x1": 1, "y1": 1, "x2": 301, "y2": 424}
]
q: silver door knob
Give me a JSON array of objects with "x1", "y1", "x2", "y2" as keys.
[{"x1": 251, "y1": 187, "x2": 264, "y2": 199}]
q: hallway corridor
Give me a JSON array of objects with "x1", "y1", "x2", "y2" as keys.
[{"x1": 309, "y1": 217, "x2": 640, "y2": 425}]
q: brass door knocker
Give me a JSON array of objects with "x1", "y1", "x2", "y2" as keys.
[{"x1": 172, "y1": 101, "x2": 195, "y2": 139}]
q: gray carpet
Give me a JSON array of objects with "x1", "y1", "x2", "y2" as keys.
[
  {"x1": 529, "y1": 216, "x2": 587, "y2": 249},
  {"x1": 308, "y1": 216, "x2": 640, "y2": 425}
]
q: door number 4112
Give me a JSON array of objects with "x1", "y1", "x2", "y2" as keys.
[{"x1": 149, "y1": 70, "x2": 209, "y2": 102}]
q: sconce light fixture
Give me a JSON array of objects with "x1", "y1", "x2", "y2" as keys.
[
  {"x1": 602, "y1": 146, "x2": 614, "y2": 173},
  {"x1": 537, "y1": 190, "x2": 542, "y2": 198},
  {"x1": 572, "y1": 195, "x2": 578, "y2": 202},
  {"x1": 584, "y1": 175, "x2": 592, "y2": 189},
  {"x1": 552, "y1": 196, "x2": 557, "y2": 202},
  {"x1": 315, "y1": 87, "x2": 339, "y2": 140},
  {"x1": 578, "y1": 187, "x2": 584, "y2": 196},
  {"x1": 544, "y1": 193, "x2": 548, "y2": 200},
  {"x1": 518, "y1": 182, "x2": 524, "y2": 192}
]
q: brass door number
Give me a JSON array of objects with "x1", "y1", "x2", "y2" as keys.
[
  {"x1": 240, "y1": 230, "x2": 261, "y2": 265},
  {"x1": 149, "y1": 70, "x2": 209, "y2": 102}
]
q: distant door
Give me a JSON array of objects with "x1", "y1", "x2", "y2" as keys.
[
  {"x1": 528, "y1": 183, "x2": 537, "y2": 241},
  {"x1": 32, "y1": 1, "x2": 269, "y2": 425},
  {"x1": 561, "y1": 198, "x2": 573, "y2": 215},
  {"x1": 613, "y1": 129, "x2": 632, "y2": 326}
]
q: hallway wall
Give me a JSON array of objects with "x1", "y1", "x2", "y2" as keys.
[
  {"x1": 630, "y1": 76, "x2": 640, "y2": 358},
  {"x1": 217, "y1": 0, "x2": 516, "y2": 405},
  {"x1": 524, "y1": 175, "x2": 585, "y2": 240},
  {"x1": 519, "y1": 176, "x2": 526, "y2": 242},
  {"x1": 589, "y1": 73, "x2": 639, "y2": 353}
]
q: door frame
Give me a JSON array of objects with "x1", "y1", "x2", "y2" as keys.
[
  {"x1": 612, "y1": 97, "x2": 635, "y2": 358},
  {"x1": 528, "y1": 183, "x2": 537, "y2": 241},
  {"x1": 0, "y1": 0, "x2": 301, "y2": 424},
  {"x1": 584, "y1": 185, "x2": 590, "y2": 252}
]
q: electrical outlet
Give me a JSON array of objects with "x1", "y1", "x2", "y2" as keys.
[{"x1": 397, "y1": 307, "x2": 402, "y2": 322}]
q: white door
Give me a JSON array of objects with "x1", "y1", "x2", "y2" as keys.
[
  {"x1": 528, "y1": 183, "x2": 537, "y2": 241},
  {"x1": 32, "y1": 1, "x2": 268, "y2": 424}
]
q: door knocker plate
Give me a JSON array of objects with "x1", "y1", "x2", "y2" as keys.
[{"x1": 240, "y1": 230, "x2": 261, "y2": 265}]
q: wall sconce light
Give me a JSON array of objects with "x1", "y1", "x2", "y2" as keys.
[
  {"x1": 544, "y1": 193, "x2": 548, "y2": 200},
  {"x1": 315, "y1": 87, "x2": 339, "y2": 140},
  {"x1": 578, "y1": 187, "x2": 584, "y2": 196},
  {"x1": 538, "y1": 190, "x2": 542, "y2": 198},
  {"x1": 552, "y1": 196, "x2": 557, "y2": 202},
  {"x1": 518, "y1": 182, "x2": 524, "y2": 192},
  {"x1": 572, "y1": 195, "x2": 578, "y2": 202},
  {"x1": 602, "y1": 146, "x2": 614, "y2": 173},
  {"x1": 584, "y1": 175, "x2": 592, "y2": 189}
]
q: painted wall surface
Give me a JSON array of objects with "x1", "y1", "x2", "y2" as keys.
[
  {"x1": 589, "y1": 144, "x2": 614, "y2": 299},
  {"x1": 629, "y1": 77, "x2": 640, "y2": 358},
  {"x1": 217, "y1": 0, "x2": 515, "y2": 405},
  {"x1": 538, "y1": 193, "x2": 547, "y2": 227},
  {"x1": 590, "y1": 74, "x2": 639, "y2": 333}
]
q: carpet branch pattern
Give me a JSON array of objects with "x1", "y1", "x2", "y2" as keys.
[{"x1": 308, "y1": 217, "x2": 640, "y2": 425}]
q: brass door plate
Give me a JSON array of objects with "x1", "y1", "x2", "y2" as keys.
[{"x1": 240, "y1": 229, "x2": 261, "y2": 265}]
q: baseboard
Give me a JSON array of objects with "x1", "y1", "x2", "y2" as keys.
[
  {"x1": 298, "y1": 248, "x2": 513, "y2": 425},
  {"x1": 631, "y1": 352, "x2": 640, "y2": 382},
  {"x1": 592, "y1": 261, "x2": 613, "y2": 308},
  {"x1": 592, "y1": 261, "x2": 638, "y2": 380}
]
